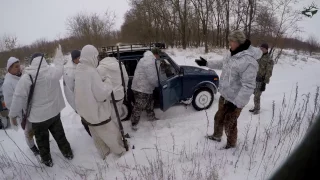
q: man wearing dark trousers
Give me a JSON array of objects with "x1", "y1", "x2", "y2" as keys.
[{"x1": 9, "y1": 46, "x2": 73, "y2": 167}]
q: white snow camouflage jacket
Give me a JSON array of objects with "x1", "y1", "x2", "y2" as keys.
[
  {"x1": 219, "y1": 46, "x2": 262, "y2": 108},
  {"x1": 131, "y1": 51, "x2": 159, "y2": 94},
  {"x1": 9, "y1": 48, "x2": 66, "y2": 123},
  {"x1": 97, "y1": 57, "x2": 129, "y2": 101},
  {"x1": 2, "y1": 73, "x2": 20, "y2": 111},
  {"x1": 74, "y1": 45, "x2": 114, "y2": 125},
  {"x1": 63, "y1": 58, "x2": 77, "y2": 110}
]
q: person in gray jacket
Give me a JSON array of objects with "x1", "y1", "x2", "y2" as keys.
[
  {"x1": 207, "y1": 30, "x2": 262, "y2": 149},
  {"x1": 130, "y1": 48, "x2": 161, "y2": 131}
]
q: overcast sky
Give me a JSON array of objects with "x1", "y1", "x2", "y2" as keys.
[
  {"x1": 0, "y1": 0, "x2": 319, "y2": 46},
  {"x1": 0, "y1": 0, "x2": 130, "y2": 45}
]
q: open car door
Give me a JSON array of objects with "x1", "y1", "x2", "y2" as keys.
[{"x1": 156, "y1": 58, "x2": 183, "y2": 111}]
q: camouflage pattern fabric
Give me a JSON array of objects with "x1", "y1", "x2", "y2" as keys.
[
  {"x1": 256, "y1": 53, "x2": 274, "y2": 84},
  {"x1": 213, "y1": 96, "x2": 242, "y2": 147},
  {"x1": 253, "y1": 53, "x2": 274, "y2": 110},
  {"x1": 130, "y1": 90, "x2": 155, "y2": 126},
  {"x1": 32, "y1": 114, "x2": 72, "y2": 161},
  {"x1": 254, "y1": 88, "x2": 263, "y2": 110}
]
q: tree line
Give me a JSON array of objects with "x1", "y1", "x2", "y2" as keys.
[{"x1": 0, "y1": 0, "x2": 319, "y2": 68}]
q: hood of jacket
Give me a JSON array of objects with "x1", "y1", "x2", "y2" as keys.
[
  {"x1": 97, "y1": 57, "x2": 118, "y2": 79},
  {"x1": 144, "y1": 51, "x2": 155, "y2": 59},
  {"x1": 80, "y1": 45, "x2": 99, "y2": 68},
  {"x1": 233, "y1": 45, "x2": 263, "y2": 61},
  {"x1": 99, "y1": 57, "x2": 118, "y2": 67},
  {"x1": 24, "y1": 56, "x2": 49, "y2": 79}
]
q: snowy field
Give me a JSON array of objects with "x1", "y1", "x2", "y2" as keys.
[{"x1": 1, "y1": 48, "x2": 320, "y2": 180}]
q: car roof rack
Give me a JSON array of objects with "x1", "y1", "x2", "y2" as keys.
[{"x1": 102, "y1": 43, "x2": 153, "y2": 54}]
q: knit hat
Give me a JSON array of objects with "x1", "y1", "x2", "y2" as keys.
[
  {"x1": 228, "y1": 30, "x2": 246, "y2": 44},
  {"x1": 71, "y1": 50, "x2": 81, "y2": 61},
  {"x1": 6, "y1": 57, "x2": 19, "y2": 70},
  {"x1": 260, "y1": 43, "x2": 269, "y2": 50},
  {"x1": 151, "y1": 47, "x2": 162, "y2": 55}
]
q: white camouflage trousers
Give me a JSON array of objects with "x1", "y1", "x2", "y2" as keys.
[{"x1": 89, "y1": 120, "x2": 126, "y2": 159}]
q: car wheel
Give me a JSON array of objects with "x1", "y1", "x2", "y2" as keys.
[
  {"x1": 121, "y1": 102, "x2": 132, "y2": 121},
  {"x1": 192, "y1": 88, "x2": 214, "y2": 111}
]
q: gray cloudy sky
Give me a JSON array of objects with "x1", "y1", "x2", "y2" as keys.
[
  {"x1": 0, "y1": 0, "x2": 319, "y2": 46},
  {"x1": 0, "y1": 0, "x2": 130, "y2": 45}
]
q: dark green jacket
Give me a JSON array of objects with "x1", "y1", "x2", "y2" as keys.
[{"x1": 256, "y1": 53, "x2": 274, "y2": 84}]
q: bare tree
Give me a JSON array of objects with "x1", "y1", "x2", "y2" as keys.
[
  {"x1": 306, "y1": 35, "x2": 319, "y2": 55},
  {"x1": 66, "y1": 11, "x2": 116, "y2": 47},
  {"x1": 0, "y1": 34, "x2": 18, "y2": 51},
  {"x1": 191, "y1": 0, "x2": 214, "y2": 52},
  {"x1": 264, "y1": 0, "x2": 303, "y2": 63}
]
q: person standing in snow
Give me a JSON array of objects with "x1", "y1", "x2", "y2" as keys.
[
  {"x1": 9, "y1": 46, "x2": 73, "y2": 167},
  {"x1": 74, "y1": 45, "x2": 126, "y2": 160},
  {"x1": 2, "y1": 57, "x2": 40, "y2": 155},
  {"x1": 249, "y1": 43, "x2": 274, "y2": 114},
  {"x1": 63, "y1": 50, "x2": 91, "y2": 136},
  {"x1": 130, "y1": 48, "x2": 160, "y2": 131},
  {"x1": 207, "y1": 30, "x2": 262, "y2": 149},
  {"x1": 97, "y1": 55, "x2": 129, "y2": 121}
]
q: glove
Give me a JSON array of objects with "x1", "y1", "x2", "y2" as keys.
[
  {"x1": 10, "y1": 117, "x2": 19, "y2": 131},
  {"x1": 226, "y1": 101, "x2": 237, "y2": 111},
  {"x1": 256, "y1": 82, "x2": 262, "y2": 90},
  {"x1": 54, "y1": 44, "x2": 63, "y2": 59},
  {"x1": 53, "y1": 44, "x2": 64, "y2": 65},
  {"x1": 256, "y1": 76, "x2": 264, "y2": 82},
  {"x1": 261, "y1": 83, "x2": 266, "y2": 91}
]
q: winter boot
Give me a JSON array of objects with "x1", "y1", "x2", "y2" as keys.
[
  {"x1": 131, "y1": 125, "x2": 138, "y2": 131},
  {"x1": 30, "y1": 145, "x2": 40, "y2": 156},
  {"x1": 249, "y1": 108, "x2": 260, "y2": 114},
  {"x1": 207, "y1": 135, "x2": 221, "y2": 142},
  {"x1": 148, "y1": 116, "x2": 159, "y2": 121},
  {"x1": 224, "y1": 144, "x2": 236, "y2": 149},
  {"x1": 63, "y1": 151, "x2": 74, "y2": 160},
  {"x1": 41, "y1": 159, "x2": 53, "y2": 167},
  {"x1": 124, "y1": 133, "x2": 131, "y2": 138}
]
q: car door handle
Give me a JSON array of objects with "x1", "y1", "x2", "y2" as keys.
[{"x1": 163, "y1": 85, "x2": 168, "y2": 89}]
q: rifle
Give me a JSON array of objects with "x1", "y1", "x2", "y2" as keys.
[
  {"x1": 21, "y1": 54, "x2": 44, "y2": 130},
  {"x1": 117, "y1": 46, "x2": 127, "y2": 101},
  {"x1": 110, "y1": 92, "x2": 129, "y2": 151}
]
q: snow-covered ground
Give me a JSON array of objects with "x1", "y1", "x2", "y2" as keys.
[{"x1": 1, "y1": 48, "x2": 320, "y2": 180}]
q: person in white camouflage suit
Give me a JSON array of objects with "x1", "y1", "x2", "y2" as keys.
[{"x1": 130, "y1": 48, "x2": 161, "y2": 131}]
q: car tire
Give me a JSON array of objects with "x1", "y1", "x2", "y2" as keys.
[
  {"x1": 121, "y1": 102, "x2": 132, "y2": 121},
  {"x1": 192, "y1": 88, "x2": 214, "y2": 111}
]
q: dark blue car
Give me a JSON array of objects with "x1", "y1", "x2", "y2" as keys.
[{"x1": 106, "y1": 45, "x2": 219, "y2": 120}]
